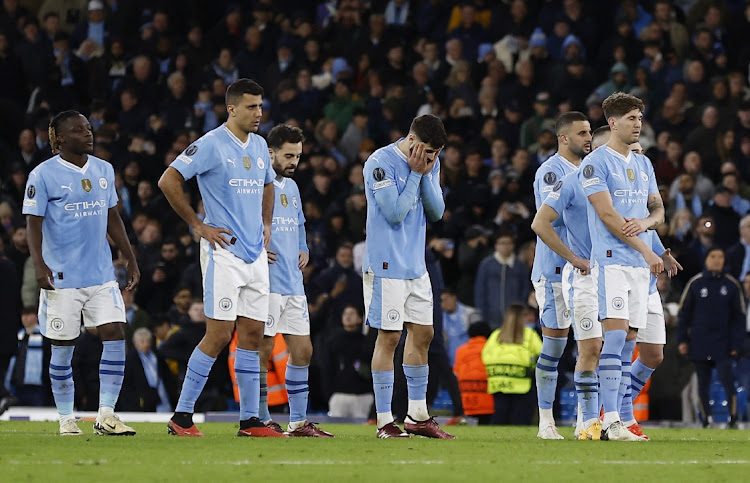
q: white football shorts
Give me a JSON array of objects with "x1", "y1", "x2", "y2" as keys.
[
  {"x1": 38, "y1": 280, "x2": 125, "y2": 341},
  {"x1": 363, "y1": 271, "x2": 433, "y2": 331},
  {"x1": 264, "y1": 294, "x2": 310, "y2": 337},
  {"x1": 562, "y1": 262, "x2": 602, "y2": 341}
]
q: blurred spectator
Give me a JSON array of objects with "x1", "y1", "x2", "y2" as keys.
[
  {"x1": 474, "y1": 230, "x2": 530, "y2": 328},
  {"x1": 481, "y1": 304, "x2": 542, "y2": 425},
  {"x1": 725, "y1": 214, "x2": 750, "y2": 280},
  {"x1": 120, "y1": 327, "x2": 175, "y2": 412},
  {"x1": 453, "y1": 321, "x2": 494, "y2": 425},
  {"x1": 669, "y1": 151, "x2": 715, "y2": 203},
  {"x1": 455, "y1": 225, "x2": 492, "y2": 307},
  {"x1": 9, "y1": 309, "x2": 50, "y2": 406},
  {"x1": 323, "y1": 305, "x2": 373, "y2": 418},
  {"x1": 704, "y1": 186, "x2": 740, "y2": 249},
  {"x1": 312, "y1": 242, "x2": 363, "y2": 327},
  {"x1": 441, "y1": 287, "x2": 479, "y2": 365},
  {"x1": 122, "y1": 286, "x2": 152, "y2": 349}
]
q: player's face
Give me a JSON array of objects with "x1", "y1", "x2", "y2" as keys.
[
  {"x1": 59, "y1": 114, "x2": 94, "y2": 155},
  {"x1": 229, "y1": 93, "x2": 263, "y2": 134},
  {"x1": 271, "y1": 141, "x2": 303, "y2": 178},
  {"x1": 612, "y1": 108, "x2": 643, "y2": 145},
  {"x1": 408, "y1": 135, "x2": 442, "y2": 163},
  {"x1": 562, "y1": 120, "x2": 592, "y2": 158}
]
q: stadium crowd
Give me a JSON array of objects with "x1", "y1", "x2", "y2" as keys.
[{"x1": 1, "y1": 0, "x2": 750, "y2": 424}]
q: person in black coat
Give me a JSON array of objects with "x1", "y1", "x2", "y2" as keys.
[
  {"x1": 119, "y1": 328, "x2": 176, "y2": 412},
  {"x1": 678, "y1": 247, "x2": 745, "y2": 427},
  {"x1": 0, "y1": 251, "x2": 22, "y2": 414}
]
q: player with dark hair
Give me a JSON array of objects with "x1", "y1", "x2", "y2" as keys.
[
  {"x1": 530, "y1": 111, "x2": 592, "y2": 439},
  {"x1": 23, "y1": 110, "x2": 140, "y2": 436},
  {"x1": 258, "y1": 124, "x2": 333, "y2": 437},
  {"x1": 159, "y1": 79, "x2": 283, "y2": 437},
  {"x1": 580, "y1": 92, "x2": 664, "y2": 441},
  {"x1": 363, "y1": 114, "x2": 454, "y2": 439}
]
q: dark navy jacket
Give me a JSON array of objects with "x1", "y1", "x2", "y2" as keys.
[{"x1": 678, "y1": 270, "x2": 746, "y2": 361}]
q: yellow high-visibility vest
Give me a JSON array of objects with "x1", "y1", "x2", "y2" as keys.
[{"x1": 481, "y1": 327, "x2": 542, "y2": 395}]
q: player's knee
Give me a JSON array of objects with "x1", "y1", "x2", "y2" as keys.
[
  {"x1": 376, "y1": 331, "x2": 401, "y2": 351},
  {"x1": 409, "y1": 325, "x2": 434, "y2": 349},
  {"x1": 97, "y1": 322, "x2": 125, "y2": 341},
  {"x1": 292, "y1": 344, "x2": 313, "y2": 366},
  {"x1": 641, "y1": 349, "x2": 664, "y2": 368}
]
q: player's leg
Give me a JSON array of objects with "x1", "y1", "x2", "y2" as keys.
[
  {"x1": 596, "y1": 265, "x2": 640, "y2": 441},
  {"x1": 81, "y1": 280, "x2": 132, "y2": 436},
  {"x1": 170, "y1": 239, "x2": 241, "y2": 436},
  {"x1": 258, "y1": 293, "x2": 280, "y2": 430},
  {"x1": 534, "y1": 278, "x2": 569, "y2": 439},
  {"x1": 365, "y1": 272, "x2": 410, "y2": 438},
  {"x1": 401, "y1": 273, "x2": 454, "y2": 439},
  {"x1": 40, "y1": 288, "x2": 83, "y2": 435}
]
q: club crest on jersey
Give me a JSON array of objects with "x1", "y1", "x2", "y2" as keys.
[
  {"x1": 640, "y1": 171, "x2": 648, "y2": 182},
  {"x1": 543, "y1": 172, "x2": 556, "y2": 185},
  {"x1": 583, "y1": 165, "x2": 594, "y2": 178},
  {"x1": 81, "y1": 179, "x2": 92, "y2": 192},
  {"x1": 292, "y1": 196, "x2": 298, "y2": 208},
  {"x1": 257, "y1": 157, "x2": 265, "y2": 169},
  {"x1": 721, "y1": 285, "x2": 728, "y2": 296},
  {"x1": 99, "y1": 177, "x2": 108, "y2": 189},
  {"x1": 280, "y1": 194, "x2": 288, "y2": 207},
  {"x1": 626, "y1": 169, "x2": 635, "y2": 182},
  {"x1": 700, "y1": 287, "x2": 708, "y2": 298},
  {"x1": 243, "y1": 156, "x2": 251, "y2": 170}
]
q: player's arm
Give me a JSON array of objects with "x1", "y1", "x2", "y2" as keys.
[
  {"x1": 158, "y1": 167, "x2": 232, "y2": 249},
  {"x1": 623, "y1": 193, "x2": 666, "y2": 237},
  {"x1": 262, "y1": 182, "x2": 273, "y2": 249},
  {"x1": 420, "y1": 158, "x2": 445, "y2": 223},
  {"x1": 651, "y1": 232, "x2": 682, "y2": 277},
  {"x1": 531, "y1": 204, "x2": 589, "y2": 275},
  {"x1": 298, "y1": 223, "x2": 309, "y2": 269},
  {"x1": 587, "y1": 190, "x2": 663, "y2": 274},
  {"x1": 369, "y1": 147, "x2": 425, "y2": 225},
  {"x1": 26, "y1": 215, "x2": 54, "y2": 290},
  {"x1": 107, "y1": 208, "x2": 140, "y2": 290}
]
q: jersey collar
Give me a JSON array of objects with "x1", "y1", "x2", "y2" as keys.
[
  {"x1": 223, "y1": 124, "x2": 250, "y2": 149},
  {"x1": 56, "y1": 155, "x2": 90, "y2": 174},
  {"x1": 391, "y1": 140, "x2": 408, "y2": 163},
  {"x1": 555, "y1": 152, "x2": 579, "y2": 171},
  {"x1": 605, "y1": 145, "x2": 633, "y2": 164},
  {"x1": 273, "y1": 177, "x2": 286, "y2": 189}
]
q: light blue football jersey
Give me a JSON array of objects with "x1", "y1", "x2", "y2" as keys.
[
  {"x1": 171, "y1": 125, "x2": 275, "y2": 264},
  {"x1": 269, "y1": 177, "x2": 307, "y2": 296},
  {"x1": 531, "y1": 153, "x2": 580, "y2": 282},
  {"x1": 649, "y1": 231, "x2": 666, "y2": 295},
  {"x1": 542, "y1": 171, "x2": 591, "y2": 260},
  {"x1": 580, "y1": 146, "x2": 658, "y2": 269},
  {"x1": 363, "y1": 141, "x2": 442, "y2": 280},
  {"x1": 22, "y1": 155, "x2": 118, "y2": 288}
]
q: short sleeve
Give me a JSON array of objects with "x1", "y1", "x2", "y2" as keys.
[
  {"x1": 263, "y1": 145, "x2": 274, "y2": 185},
  {"x1": 580, "y1": 158, "x2": 608, "y2": 197},
  {"x1": 296, "y1": 184, "x2": 306, "y2": 225},
  {"x1": 542, "y1": 178, "x2": 570, "y2": 215},
  {"x1": 645, "y1": 157, "x2": 659, "y2": 196},
  {"x1": 22, "y1": 168, "x2": 49, "y2": 217},
  {"x1": 106, "y1": 163, "x2": 118, "y2": 209},
  {"x1": 170, "y1": 138, "x2": 218, "y2": 181}
]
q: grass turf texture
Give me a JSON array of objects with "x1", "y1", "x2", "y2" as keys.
[{"x1": 1, "y1": 423, "x2": 750, "y2": 481}]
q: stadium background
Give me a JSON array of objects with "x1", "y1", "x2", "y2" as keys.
[{"x1": 0, "y1": 0, "x2": 749, "y2": 426}]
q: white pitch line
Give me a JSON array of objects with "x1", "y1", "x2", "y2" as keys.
[{"x1": 535, "y1": 460, "x2": 750, "y2": 465}]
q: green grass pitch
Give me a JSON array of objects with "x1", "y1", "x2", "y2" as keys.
[{"x1": 2, "y1": 422, "x2": 750, "y2": 482}]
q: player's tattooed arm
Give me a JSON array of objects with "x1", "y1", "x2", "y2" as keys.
[{"x1": 622, "y1": 194, "x2": 665, "y2": 237}]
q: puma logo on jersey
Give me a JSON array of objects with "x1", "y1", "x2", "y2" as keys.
[
  {"x1": 61, "y1": 183, "x2": 73, "y2": 191},
  {"x1": 226, "y1": 158, "x2": 236, "y2": 167}
]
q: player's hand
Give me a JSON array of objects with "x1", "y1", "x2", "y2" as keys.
[
  {"x1": 267, "y1": 248, "x2": 278, "y2": 264},
  {"x1": 572, "y1": 256, "x2": 590, "y2": 276},
  {"x1": 125, "y1": 262, "x2": 140, "y2": 291},
  {"x1": 661, "y1": 248, "x2": 683, "y2": 278},
  {"x1": 643, "y1": 249, "x2": 664, "y2": 275},
  {"x1": 678, "y1": 342, "x2": 689, "y2": 356},
  {"x1": 622, "y1": 217, "x2": 651, "y2": 237},
  {"x1": 194, "y1": 223, "x2": 232, "y2": 249},
  {"x1": 407, "y1": 142, "x2": 427, "y2": 174},
  {"x1": 298, "y1": 250, "x2": 309, "y2": 269},
  {"x1": 35, "y1": 262, "x2": 54, "y2": 290},
  {"x1": 263, "y1": 224, "x2": 271, "y2": 249},
  {"x1": 421, "y1": 148, "x2": 440, "y2": 175}
]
